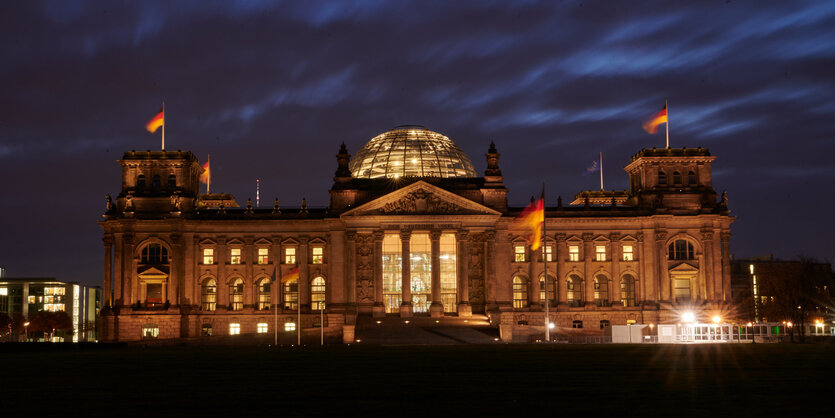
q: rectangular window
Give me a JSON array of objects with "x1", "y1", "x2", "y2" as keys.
[
  {"x1": 312, "y1": 247, "x2": 324, "y2": 264},
  {"x1": 28, "y1": 296, "x2": 36, "y2": 304},
  {"x1": 439, "y1": 233, "x2": 457, "y2": 313},
  {"x1": 572, "y1": 320, "x2": 583, "y2": 329},
  {"x1": 257, "y1": 323, "x2": 268, "y2": 334},
  {"x1": 285, "y1": 247, "x2": 296, "y2": 264},
  {"x1": 230, "y1": 248, "x2": 242, "y2": 264},
  {"x1": 382, "y1": 234, "x2": 402, "y2": 313},
  {"x1": 201, "y1": 324, "x2": 212, "y2": 336},
  {"x1": 622, "y1": 245, "x2": 634, "y2": 261},
  {"x1": 514, "y1": 245, "x2": 526, "y2": 262},
  {"x1": 257, "y1": 248, "x2": 269, "y2": 264},
  {"x1": 543, "y1": 245, "x2": 553, "y2": 262},
  {"x1": 0, "y1": 287, "x2": 6, "y2": 296},
  {"x1": 284, "y1": 322, "x2": 296, "y2": 332},
  {"x1": 595, "y1": 245, "x2": 606, "y2": 261},
  {"x1": 229, "y1": 323, "x2": 241, "y2": 335},
  {"x1": 141, "y1": 325, "x2": 159, "y2": 340},
  {"x1": 568, "y1": 245, "x2": 579, "y2": 262},
  {"x1": 203, "y1": 248, "x2": 214, "y2": 265}
]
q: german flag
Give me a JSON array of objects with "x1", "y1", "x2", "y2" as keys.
[
  {"x1": 282, "y1": 267, "x2": 300, "y2": 284},
  {"x1": 643, "y1": 104, "x2": 668, "y2": 134},
  {"x1": 146, "y1": 108, "x2": 164, "y2": 133},
  {"x1": 518, "y1": 188, "x2": 545, "y2": 250},
  {"x1": 199, "y1": 161, "x2": 210, "y2": 184}
]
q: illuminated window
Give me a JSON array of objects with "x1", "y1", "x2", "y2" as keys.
[
  {"x1": 382, "y1": 234, "x2": 402, "y2": 313},
  {"x1": 568, "y1": 245, "x2": 580, "y2": 262},
  {"x1": 201, "y1": 324, "x2": 212, "y2": 336},
  {"x1": 622, "y1": 245, "x2": 634, "y2": 261},
  {"x1": 311, "y1": 276, "x2": 326, "y2": 310},
  {"x1": 410, "y1": 233, "x2": 431, "y2": 313},
  {"x1": 201, "y1": 278, "x2": 216, "y2": 311},
  {"x1": 202, "y1": 248, "x2": 214, "y2": 265},
  {"x1": 674, "y1": 278, "x2": 691, "y2": 302},
  {"x1": 512, "y1": 276, "x2": 527, "y2": 308},
  {"x1": 572, "y1": 320, "x2": 583, "y2": 329},
  {"x1": 595, "y1": 245, "x2": 606, "y2": 261},
  {"x1": 688, "y1": 171, "x2": 696, "y2": 185},
  {"x1": 514, "y1": 245, "x2": 526, "y2": 262},
  {"x1": 621, "y1": 275, "x2": 636, "y2": 307},
  {"x1": 439, "y1": 233, "x2": 457, "y2": 313},
  {"x1": 229, "y1": 323, "x2": 241, "y2": 335},
  {"x1": 141, "y1": 324, "x2": 159, "y2": 340},
  {"x1": 539, "y1": 275, "x2": 555, "y2": 305},
  {"x1": 167, "y1": 174, "x2": 176, "y2": 188},
  {"x1": 668, "y1": 240, "x2": 695, "y2": 260},
  {"x1": 283, "y1": 279, "x2": 298, "y2": 310},
  {"x1": 0, "y1": 287, "x2": 6, "y2": 296},
  {"x1": 230, "y1": 248, "x2": 242, "y2": 264},
  {"x1": 257, "y1": 278, "x2": 271, "y2": 310},
  {"x1": 285, "y1": 247, "x2": 296, "y2": 264},
  {"x1": 284, "y1": 322, "x2": 296, "y2": 332},
  {"x1": 594, "y1": 275, "x2": 609, "y2": 307},
  {"x1": 312, "y1": 247, "x2": 324, "y2": 264},
  {"x1": 257, "y1": 323, "x2": 268, "y2": 334},
  {"x1": 567, "y1": 274, "x2": 583, "y2": 307},
  {"x1": 229, "y1": 278, "x2": 244, "y2": 311},
  {"x1": 141, "y1": 244, "x2": 168, "y2": 264},
  {"x1": 257, "y1": 248, "x2": 269, "y2": 264},
  {"x1": 542, "y1": 245, "x2": 553, "y2": 262},
  {"x1": 28, "y1": 296, "x2": 36, "y2": 304}
]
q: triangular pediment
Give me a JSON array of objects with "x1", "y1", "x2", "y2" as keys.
[
  {"x1": 341, "y1": 181, "x2": 501, "y2": 217},
  {"x1": 138, "y1": 266, "x2": 169, "y2": 279},
  {"x1": 669, "y1": 262, "x2": 699, "y2": 273}
]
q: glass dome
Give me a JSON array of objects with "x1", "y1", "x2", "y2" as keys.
[{"x1": 349, "y1": 126, "x2": 477, "y2": 179}]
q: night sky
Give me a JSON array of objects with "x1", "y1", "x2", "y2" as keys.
[{"x1": 2, "y1": 1, "x2": 834, "y2": 287}]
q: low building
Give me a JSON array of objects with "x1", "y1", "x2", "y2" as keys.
[{"x1": 0, "y1": 278, "x2": 101, "y2": 342}]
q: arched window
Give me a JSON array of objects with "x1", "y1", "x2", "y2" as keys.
[
  {"x1": 201, "y1": 278, "x2": 217, "y2": 311},
  {"x1": 137, "y1": 174, "x2": 146, "y2": 189},
  {"x1": 688, "y1": 171, "x2": 696, "y2": 186},
  {"x1": 658, "y1": 171, "x2": 667, "y2": 186},
  {"x1": 140, "y1": 244, "x2": 168, "y2": 264},
  {"x1": 621, "y1": 275, "x2": 636, "y2": 307},
  {"x1": 668, "y1": 239, "x2": 695, "y2": 260},
  {"x1": 152, "y1": 174, "x2": 161, "y2": 188},
  {"x1": 283, "y1": 278, "x2": 298, "y2": 310},
  {"x1": 311, "y1": 276, "x2": 326, "y2": 310},
  {"x1": 594, "y1": 275, "x2": 609, "y2": 307},
  {"x1": 229, "y1": 278, "x2": 244, "y2": 311},
  {"x1": 567, "y1": 274, "x2": 583, "y2": 307},
  {"x1": 673, "y1": 171, "x2": 682, "y2": 186},
  {"x1": 539, "y1": 275, "x2": 556, "y2": 306},
  {"x1": 257, "y1": 278, "x2": 271, "y2": 310},
  {"x1": 512, "y1": 276, "x2": 527, "y2": 309},
  {"x1": 167, "y1": 174, "x2": 177, "y2": 188}
]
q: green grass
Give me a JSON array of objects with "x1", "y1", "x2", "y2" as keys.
[{"x1": 5, "y1": 342, "x2": 834, "y2": 416}]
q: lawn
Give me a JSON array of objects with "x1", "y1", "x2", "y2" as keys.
[{"x1": 4, "y1": 342, "x2": 834, "y2": 416}]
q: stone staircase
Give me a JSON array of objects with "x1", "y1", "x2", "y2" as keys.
[{"x1": 354, "y1": 314, "x2": 499, "y2": 345}]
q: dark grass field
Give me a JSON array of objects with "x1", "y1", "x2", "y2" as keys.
[{"x1": 4, "y1": 342, "x2": 835, "y2": 416}]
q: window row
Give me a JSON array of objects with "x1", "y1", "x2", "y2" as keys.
[
  {"x1": 201, "y1": 246, "x2": 324, "y2": 265},
  {"x1": 136, "y1": 173, "x2": 178, "y2": 189},
  {"x1": 512, "y1": 274, "x2": 638, "y2": 309},
  {"x1": 513, "y1": 244, "x2": 635, "y2": 262},
  {"x1": 658, "y1": 170, "x2": 697, "y2": 187},
  {"x1": 200, "y1": 276, "x2": 326, "y2": 312}
]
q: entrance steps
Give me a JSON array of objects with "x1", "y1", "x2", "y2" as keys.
[{"x1": 354, "y1": 314, "x2": 499, "y2": 345}]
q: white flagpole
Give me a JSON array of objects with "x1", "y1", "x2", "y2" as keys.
[
  {"x1": 542, "y1": 183, "x2": 550, "y2": 343},
  {"x1": 666, "y1": 100, "x2": 670, "y2": 149},
  {"x1": 320, "y1": 303, "x2": 324, "y2": 346},
  {"x1": 599, "y1": 152, "x2": 604, "y2": 191},
  {"x1": 207, "y1": 154, "x2": 211, "y2": 194},
  {"x1": 161, "y1": 101, "x2": 165, "y2": 151},
  {"x1": 274, "y1": 266, "x2": 278, "y2": 346}
]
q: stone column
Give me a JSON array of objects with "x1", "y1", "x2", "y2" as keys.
[
  {"x1": 169, "y1": 234, "x2": 182, "y2": 306},
  {"x1": 530, "y1": 243, "x2": 541, "y2": 309},
  {"x1": 243, "y1": 238, "x2": 254, "y2": 308},
  {"x1": 183, "y1": 234, "x2": 196, "y2": 306},
  {"x1": 429, "y1": 230, "x2": 443, "y2": 318},
  {"x1": 372, "y1": 231, "x2": 385, "y2": 318},
  {"x1": 638, "y1": 231, "x2": 653, "y2": 303},
  {"x1": 299, "y1": 236, "x2": 310, "y2": 313},
  {"x1": 103, "y1": 235, "x2": 113, "y2": 308},
  {"x1": 556, "y1": 234, "x2": 567, "y2": 305},
  {"x1": 655, "y1": 231, "x2": 669, "y2": 302},
  {"x1": 113, "y1": 233, "x2": 123, "y2": 306},
  {"x1": 345, "y1": 231, "x2": 357, "y2": 307},
  {"x1": 217, "y1": 237, "x2": 228, "y2": 308},
  {"x1": 457, "y1": 230, "x2": 472, "y2": 317},
  {"x1": 610, "y1": 233, "x2": 621, "y2": 305},
  {"x1": 582, "y1": 233, "x2": 594, "y2": 306},
  {"x1": 484, "y1": 230, "x2": 498, "y2": 311},
  {"x1": 721, "y1": 231, "x2": 732, "y2": 303},
  {"x1": 701, "y1": 231, "x2": 714, "y2": 301},
  {"x1": 124, "y1": 234, "x2": 136, "y2": 305},
  {"x1": 271, "y1": 236, "x2": 281, "y2": 310},
  {"x1": 399, "y1": 229, "x2": 412, "y2": 317}
]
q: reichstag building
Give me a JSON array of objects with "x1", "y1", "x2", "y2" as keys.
[{"x1": 99, "y1": 125, "x2": 734, "y2": 342}]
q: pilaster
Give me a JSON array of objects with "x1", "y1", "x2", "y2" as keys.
[{"x1": 399, "y1": 229, "x2": 412, "y2": 317}]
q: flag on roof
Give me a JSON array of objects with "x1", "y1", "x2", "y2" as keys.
[
  {"x1": 517, "y1": 187, "x2": 545, "y2": 250},
  {"x1": 146, "y1": 108, "x2": 164, "y2": 133},
  {"x1": 643, "y1": 104, "x2": 668, "y2": 134}
]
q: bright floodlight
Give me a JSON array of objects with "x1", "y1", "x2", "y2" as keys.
[
  {"x1": 548, "y1": 322, "x2": 555, "y2": 329},
  {"x1": 712, "y1": 315, "x2": 721, "y2": 324},
  {"x1": 682, "y1": 312, "x2": 695, "y2": 323}
]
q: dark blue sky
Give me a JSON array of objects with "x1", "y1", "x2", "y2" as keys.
[{"x1": 2, "y1": 1, "x2": 834, "y2": 286}]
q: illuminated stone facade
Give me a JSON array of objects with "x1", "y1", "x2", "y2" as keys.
[{"x1": 100, "y1": 126, "x2": 734, "y2": 342}]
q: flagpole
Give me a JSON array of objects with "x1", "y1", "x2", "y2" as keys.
[
  {"x1": 599, "y1": 152, "x2": 604, "y2": 191},
  {"x1": 274, "y1": 266, "x2": 278, "y2": 346},
  {"x1": 161, "y1": 101, "x2": 165, "y2": 151},
  {"x1": 207, "y1": 154, "x2": 211, "y2": 194},
  {"x1": 665, "y1": 100, "x2": 670, "y2": 149},
  {"x1": 298, "y1": 291, "x2": 302, "y2": 346},
  {"x1": 542, "y1": 182, "x2": 550, "y2": 343},
  {"x1": 320, "y1": 303, "x2": 324, "y2": 346}
]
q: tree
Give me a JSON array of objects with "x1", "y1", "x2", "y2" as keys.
[{"x1": 29, "y1": 311, "x2": 73, "y2": 342}]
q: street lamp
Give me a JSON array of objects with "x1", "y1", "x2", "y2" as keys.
[
  {"x1": 23, "y1": 322, "x2": 30, "y2": 342},
  {"x1": 681, "y1": 312, "x2": 695, "y2": 323}
]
